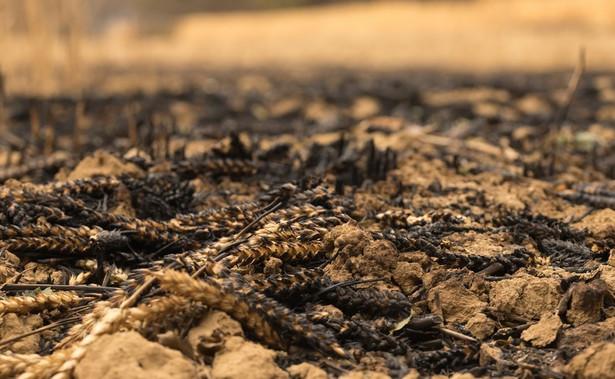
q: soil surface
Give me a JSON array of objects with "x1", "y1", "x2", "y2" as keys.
[{"x1": 1, "y1": 70, "x2": 615, "y2": 378}]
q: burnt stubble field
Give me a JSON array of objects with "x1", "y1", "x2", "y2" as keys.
[{"x1": 1, "y1": 69, "x2": 615, "y2": 379}]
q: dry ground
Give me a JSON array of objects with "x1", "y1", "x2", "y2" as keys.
[
  {"x1": 1, "y1": 70, "x2": 615, "y2": 378},
  {"x1": 1, "y1": 1, "x2": 615, "y2": 378}
]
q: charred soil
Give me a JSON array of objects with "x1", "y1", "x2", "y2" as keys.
[{"x1": 1, "y1": 70, "x2": 615, "y2": 378}]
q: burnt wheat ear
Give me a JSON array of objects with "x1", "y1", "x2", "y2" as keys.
[{"x1": 148, "y1": 269, "x2": 350, "y2": 358}]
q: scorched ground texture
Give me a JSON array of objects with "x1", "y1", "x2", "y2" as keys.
[{"x1": 1, "y1": 71, "x2": 615, "y2": 378}]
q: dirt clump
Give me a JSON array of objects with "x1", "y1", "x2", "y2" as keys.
[
  {"x1": 108, "y1": 181, "x2": 137, "y2": 217},
  {"x1": 400, "y1": 369, "x2": 420, "y2": 379},
  {"x1": 311, "y1": 304, "x2": 344, "y2": 319},
  {"x1": 2, "y1": 178, "x2": 40, "y2": 191},
  {"x1": 574, "y1": 208, "x2": 615, "y2": 239},
  {"x1": 563, "y1": 342, "x2": 615, "y2": 379},
  {"x1": 349, "y1": 96, "x2": 382, "y2": 120},
  {"x1": 0, "y1": 251, "x2": 19, "y2": 282},
  {"x1": 515, "y1": 94, "x2": 552, "y2": 116},
  {"x1": 287, "y1": 363, "x2": 327, "y2": 379},
  {"x1": 211, "y1": 336, "x2": 288, "y2": 379},
  {"x1": 479, "y1": 344, "x2": 502, "y2": 366},
  {"x1": 66, "y1": 149, "x2": 144, "y2": 180},
  {"x1": 465, "y1": 313, "x2": 498, "y2": 340},
  {"x1": 427, "y1": 277, "x2": 487, "y2": 323},
  {"x1": 73, "y1": 331, "x2": 197, "y2": 379},
  {"x1": 21, "y1": 262, "x2": 64, "y2": 284},
  {"x1": 558, "y1": 318, "x2": 615, "y2": 351},
  {"x1": 339, "y1": 370, "x2": 391, "y2": 379},
  {"x1": 431, "y1": 374, "x2": 479, "y2": 379},
  {"x1": 263, "y1": 257, "x2": 283, "y2": 276},
  {"x1": 360, "y1": 240, "x2": 399, "y2": 278},
  {"x1": 392, "y1": 261, "x2": 423, "y2": 293},
  {"x1": 599, "y1": 265, "x2": 615, "y2": 295},
  {"x1": 0, "y1": 314, "x2": 43, "y2": 354},
  {"x1": 325, "y1": 222, "x2": 400, "y2": 282},
  {"x1": 521, "y1": 312, "x2": 562, "y2": 347},
  {"x1": 489, "y1": 273, "x2": 561, "y2": 320},
  {"x1": 192, "y1": 311, "x2": 245, "y2": 339},
  {"x1": 188, "y1": 310, "x2": 244, "y2": 360},
  {"x1": 326, "y1": 222, "x2": 372, "y2": 256},
  {"x1": 441, "y1": 231, "x2": 510, "y2": 259},
  {"x1": 156, "y1": 331, "x2": 195, "y2": 359},
  {"x1": 566, "y1": 280, "x2": 608, "y2": 326}
]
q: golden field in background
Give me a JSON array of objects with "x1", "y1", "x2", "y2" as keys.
[{"x1": 1, "y1": 0, "x2": 614, "y2": 95}]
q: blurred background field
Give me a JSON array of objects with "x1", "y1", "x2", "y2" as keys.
[{"x1": 0, "y1": 0, "x2": 614, "y2": 95}]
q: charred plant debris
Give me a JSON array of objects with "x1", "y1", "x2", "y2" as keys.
[{"x1": 0, "y1": 71, "x2": 615, "y2": 378}]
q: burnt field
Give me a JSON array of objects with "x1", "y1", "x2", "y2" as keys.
[{"x1": 1, "y1": 70, "x2": 615, "y2": 378}]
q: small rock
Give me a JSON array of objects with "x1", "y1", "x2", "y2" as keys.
[
  {"x1": 74, "y1": 331, "x2": 197, "y2": 379},
  {"x1": 211, "y1": 336, "x2": 288, "y2": 379},
  {"x1": 563, "y1": 342, "x2": 615, "y2": 379},
  {"x1": 427, "y1": 277, "x2": 487, "y2": 323},
  {"x1": 521, "y1": 313, "x2": 562, "y2": 347},
  {"x1": 287, "y1": 363, "x2": 327, "y2": 379},
  {"x1": 489, "y1": 273, "x2": 561, "y2": 320},
  {"x1": 566, "y1": 280, "x2": 607, "y2": 326},
  {"x1": 466, "y1": 313, "x2": 497, "y2": 340}
]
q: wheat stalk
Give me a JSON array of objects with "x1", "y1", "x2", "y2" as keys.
[{"x1": 0, "y1": 291, "x2": 84, "y2": 316}]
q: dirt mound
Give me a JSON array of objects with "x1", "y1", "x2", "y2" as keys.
[
  {"x1": 74, "y1": 331, "x2": 197, "y2": 379},
  {"x1": 211, "y1": 336, "x2": 288, "y2": 379},
  {"x1": 66, "y1": 150, "x2": 144, "y2": 180}
]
